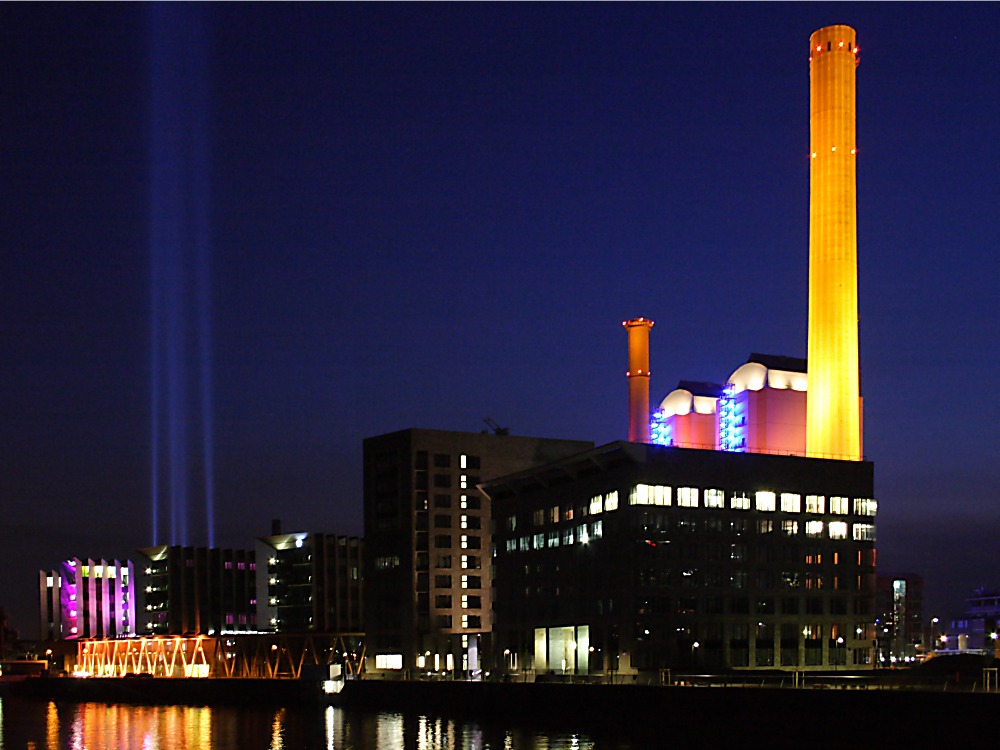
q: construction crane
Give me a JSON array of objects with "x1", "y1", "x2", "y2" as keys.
[{"x1": 482, "y1": 417, "x2": 509, "y2": 436}]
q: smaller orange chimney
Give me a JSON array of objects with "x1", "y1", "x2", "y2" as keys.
[{"x1": 623, "y1": 317, "x2": 654, "y2": 443}]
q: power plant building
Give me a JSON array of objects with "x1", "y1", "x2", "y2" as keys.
[
  {"x1": 481, "y1": 24, "x2": 876, "y2": 676},
  {"x1": 653, "y1": 355, "x2": 811, "y2": 457}
]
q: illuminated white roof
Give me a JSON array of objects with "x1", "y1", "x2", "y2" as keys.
[{"x1": 728, "y1": 361, "x2": 807, "y2": 394}]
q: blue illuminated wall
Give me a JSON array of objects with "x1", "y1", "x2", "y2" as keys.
[
  {"x1": 717, "y1": 384, "x2": 747, "y2": 453},
  {"x1": 649, "y1": 409, "x2": 674, "y2": 447}
]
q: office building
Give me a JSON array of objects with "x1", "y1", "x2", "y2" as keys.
[
  {"x1": 138, "y1": 545, "x2": 257, "y2": 635},
  {"x1": 363, "y1": 428, "x2": 592, "y2": 675},
  {"x1": 257, "y1": 529, "x2": 363, "y2": 633},
  {"x1": 39, "y1": 558, "x2": 135, "y2": 640},
  {"x1": 944, "y1": 589, "x2": 1000, "y2": 654},
  {"x1": 487, "y1": 442, "x2": 876, "y2": 674}
]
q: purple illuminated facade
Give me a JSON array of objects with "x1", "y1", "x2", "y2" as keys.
[{"x1": 39, "y1": 558, "x2": 136, "y2": 640}]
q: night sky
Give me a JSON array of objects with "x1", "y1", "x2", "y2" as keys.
[{"x1": 2, "y1": 3, "x2": 997, "y2": 637}]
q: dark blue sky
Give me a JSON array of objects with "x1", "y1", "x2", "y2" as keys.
[{"x1": 2, "y1": 3, "x2": 997, "y2": 635}]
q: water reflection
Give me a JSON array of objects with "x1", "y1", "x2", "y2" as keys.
[{"x1": 0, "y1": 696, "x2": 613, "y2": 750}]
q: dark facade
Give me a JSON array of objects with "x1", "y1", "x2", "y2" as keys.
[
  {"x1": 257, "y1": 532, "x2": 363, "y2": 633},
  {"x1": 363, "y1": 428, "x2": 592, "y2": 674},
  {"x1": 138, "y1": 545, "x2": 257, "y2": 635},
  {"x1": 486, "y1": 442, "x2": 877, "y2": 675}
]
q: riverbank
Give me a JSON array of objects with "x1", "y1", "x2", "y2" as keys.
[
  {"x1": 10, "y1": 675, "x2": 321, "y2": 706},
  {"x1": 337, "y1": 678, "x2": 999, "y2": 743}
]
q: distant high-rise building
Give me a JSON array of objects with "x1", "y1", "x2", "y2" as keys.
[
  {"x1": 363, "y1": 428, "x2": 592, "y2": 675},
  {"x1": 256, "y1": 531, "x2": 363, "y2": 633},
  {"x1": 138, "y1": 545, "x2": 256, "y2": 635},
  {"x1": 806, "y1": 25, "x2": 863, "y2": 461},
  {"x1": 39, "y1": 558, "x2": 135, "y2": 641},
  {"x1": 875, "y1": 572, "x2": 924, "y2": 663}
]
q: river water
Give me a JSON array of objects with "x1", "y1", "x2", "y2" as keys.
[{"x1": 0, "y1": 696, "x2": 634, "y2": 749}]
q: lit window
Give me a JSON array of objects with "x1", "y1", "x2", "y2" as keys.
[
  {"x1": 505, "y1": 539, "x2": 516, "y2": 553},
  {"x1": 562, "y1": 528, "x2": 574, "y2": 545},
  {"x1": 462, "y1": 614, "x2": 469, "y2": 628},
  {"x1": 519, "y1": 537, "x2": 529, "y2": 552},
  {"x1": 461, "y1": 535, "x2": 469, "y2": 549},
  {"x1": 462, "y1": 595, "x2": 469, "y2": 609},
  {"x1": 547, "y1": 531, "x2": 559, "y2": 548},
  {"x1": 731, "y1": 493, "x2": 751, "y2": 511},
  {"x1": 604, "y1": 491, "x2": 619, "y2": 512},
  {"x1": 461, "y1": 515, "x2": 469, "y2": 529},
  {"x1": 506, "y1": 516, "x2": 517, "y2": 531},
  {"x1": 460, "y1": 454, "x2": 468, "y2": 469},
  {"x1": 677, "y1": 487, "x2": 699, "y2": 508},
  {"x1": 781, "y1": 520, "x2": 799, "y2": 535},
  {"x1": 591, "y1": 519, "x2": 603, "y2": 539},
  {"x1": 704, "y1": 489, "x2": 725, "y2": 508},
  {"x1": 375, "y1": 654, "x2": 403, "y2": 670},
  {"x1": 461, "y1": 495, "x2": 469, "y2": 509},
  {"x1": 461, "y1": 575, "x2": 468, "y2": 589},
  {"x1": 780, "y1": 493, "x2": 801, "y2": 513},
  {"x1": 829, "y1": 522, "x2": 848, "y2": 539},
  {"x1": 550, "y1": 506, "x2": 560, "y2": 523},
  {"x1": 806, "y1": 495, "x2": 825, "y2": 514},
  {"x1": 577, "y1": 524, "x2": 590, "y2": 544},
  {"x1": 589, "y1": 495, "x2": 603, "y2": 515},
  {"x1": 853, "y1": 498, "x2": 877, "y2": 517},
  {"x1": 853, "y1": 524, "x2": 875, "y2": 541},
  {"x1": 628, "y1": 484, "x2": 670, "y2": 505},
  {"x1": 805, "y1": 520, "x2": 824, "y2": 537},
  {"x1": 755, "y1": 491, "x2": 776, "y2": 512},
  {"x1": 533, "y1": 534, "x2": 544, "y2": 550},
  {"x1": 830, "y1": 497, "x2": 849, "y2": 515},
  {"x1": 460, "y1": 475, "x2": 468, "y2": 489}
]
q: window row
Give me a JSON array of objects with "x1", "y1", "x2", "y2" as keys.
[
  {"x1": 435, "y1": 614, "x2": 482, "y2": 629},
  {"x1": 505, "y1": 520, "x2": 604, "y2": 552},
  {"x1": 433, "y1": 574, "x2": 482, "y2": 589},
  {"x1": 433, "y1": 594, "x2": 483, "y2": 609},
  {"x1": 418, "y1": 494, "x2": 483, "y2": 512},
  {"x1": 630, "y1": 485, "x2": 875, "y2": 517}
]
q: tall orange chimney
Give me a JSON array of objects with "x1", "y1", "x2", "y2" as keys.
[
  {"x1": 623, "y1": 317, "x2": 654, "y2": 443},
  {"x1": 806, "y1": 25, "x2": 863, "y2": 461}
]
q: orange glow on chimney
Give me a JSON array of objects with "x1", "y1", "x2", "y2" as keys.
[
  {"x1": 623, "y1": 317, "x2": 654, "y2": 443},
  {"x1": 806, "y1": 24, "x2": 862, "y2": 461}
]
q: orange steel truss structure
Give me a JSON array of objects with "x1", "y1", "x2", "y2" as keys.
[{"x1": 76, "y1": 633, "x2": 366, "y2": 679}]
